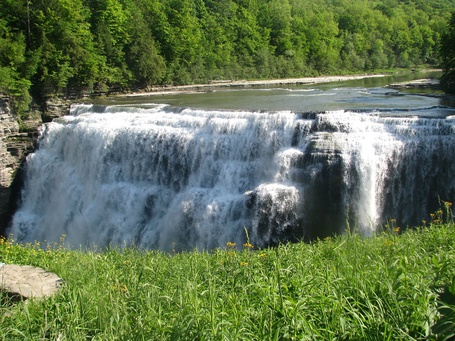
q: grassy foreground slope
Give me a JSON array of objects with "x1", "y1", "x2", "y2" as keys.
[{"x1": 1, "y1": 221, "x2": 455, "y2": 340}]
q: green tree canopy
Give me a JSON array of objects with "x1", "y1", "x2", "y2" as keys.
[
  {"x1": 0, "y1": 0, "x2": 454, "y2": 114},
  {"x1": 440, "y1": 12, "x2": 455, "y2": 93}
]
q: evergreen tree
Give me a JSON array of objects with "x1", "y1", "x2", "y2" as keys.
[{"x1": 123, "y1": 1, "x2": 165, "y2": 86}]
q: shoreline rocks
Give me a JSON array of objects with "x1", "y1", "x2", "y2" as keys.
[
  {"x1": 122, "y1": 74, "x2": 388, "y2": 97},
  {"x1": 386, "y1": 78, "x2": 441, "y2": 89}
]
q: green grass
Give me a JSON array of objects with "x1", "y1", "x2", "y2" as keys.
[{"x1": 1, "y1": 222, "x2": 455, "y2": 340}]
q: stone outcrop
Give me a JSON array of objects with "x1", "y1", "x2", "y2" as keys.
[
  {"x1": 386, "y1": 78, "x2": 441, "y2": 89},
  {"x1": 0, "y1": 96, "x2": 70, "y2": 235},
  {"x1": 0, "y1": 263, "x2": 62, "y2": 301},
  {"x1": 0, "y1": 97, "x2": 24, "y2": 232},
  {"x1": 42, "y1": 96, "x2": 71, "y2": 123}
]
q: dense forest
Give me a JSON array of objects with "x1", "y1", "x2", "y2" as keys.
[{"x1": 1, "y1": 0, "x2": 455, "y2": 114}]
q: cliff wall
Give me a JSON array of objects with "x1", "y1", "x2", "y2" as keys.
[{"x1": 0, "y1": 96, "x2": 69, "y2": 235}]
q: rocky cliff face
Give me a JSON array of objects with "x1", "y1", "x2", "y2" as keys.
[
  {"x1": 1, "y1": 97, "x2": 23, "y2": 233},
  {"x1": 0, "y1": 96, "x2": 70, "y2": 235}
]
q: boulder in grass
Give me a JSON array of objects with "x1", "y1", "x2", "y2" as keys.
[{"x1": 0, "y1": 263, "x2": 62, "y2": 301}]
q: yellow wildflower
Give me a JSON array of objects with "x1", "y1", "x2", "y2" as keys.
[
  {"x1": 243, "y1": 242, "x2": 254, "y2": 249},
  {"x1": 121, "y1": 284, "x2": 128, "y2": 293},
  {"x1": 384, "y1": 240, "x2": 394, "y2": 247}
]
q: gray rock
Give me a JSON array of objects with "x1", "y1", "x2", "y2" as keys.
[{"x1": 0, "y1": 264, "x2": 62, "y2": 300}]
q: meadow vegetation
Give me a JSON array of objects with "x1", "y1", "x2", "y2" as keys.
[{"x1": 1, "y1": 206, "x2": 455, "y2": 340}]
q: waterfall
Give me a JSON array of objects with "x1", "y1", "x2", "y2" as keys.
[{"x1": 8, "y1": 104, "x2": 455, "y2": 251}]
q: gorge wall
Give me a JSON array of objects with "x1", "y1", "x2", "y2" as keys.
[{"x1": 0, "y1": 96, "x2": 69, "y2": 235}]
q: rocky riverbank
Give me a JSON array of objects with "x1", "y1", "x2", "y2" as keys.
[{"x1": 122, "y1": 74, "x2": 388, "y2": 97}]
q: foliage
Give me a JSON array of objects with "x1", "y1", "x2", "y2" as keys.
[
  {"x1": 0, "y1": 10, "x2": 32, "y2": 116},
  {"x1": 440, "y1": 12, "x2": 455, "y2": 93},
  {"x1": 1, "y1": 220, "x2": 455, "y2": 340},
  {"x1": 0, "y1": 0, "x2": 454, "y2": 113}
]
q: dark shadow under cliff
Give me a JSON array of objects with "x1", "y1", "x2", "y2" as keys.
[{"x1": 0, "y1": 162, "x2": 27, "y2": 238}]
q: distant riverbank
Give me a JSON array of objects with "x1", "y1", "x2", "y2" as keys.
[
  {"x1": 120, "y1": 70, "x2": 446, "y2": 98},
  {"x1": 113, "y1": 70, "x2": 455, "y2": 108},
  {"x1": 123, "y1": 74, "x2": 389, "y2": 97}
]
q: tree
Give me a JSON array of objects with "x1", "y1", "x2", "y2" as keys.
[
  {"x1": 122, "y1": 1, "x2": 165, "y2": 86},
  {"x1": 305, "y1": 11, "x2": 341, "y2": 74},
  {"x1": 0, "y1": 2, "x2": 34, "y2": 115},
  {"x1": 440, "y1": 12, "x2": 455, "y2": 93},
  {"x1": 193, "y1": 0, "x2": 235, "y2": 81},
  {"x1": 30, "y1": 0, "x2": 102, "y2": 92},
  {"x1": 86, "y1": 0, "x2": 132, "y2": 88},
  {"x1": 258, "y1": 0, "x2": 292, "y2": 56}
]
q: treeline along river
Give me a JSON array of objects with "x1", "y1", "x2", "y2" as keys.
[{"x1": 8, "y1": 74, "x2": 455, "y2": 251}]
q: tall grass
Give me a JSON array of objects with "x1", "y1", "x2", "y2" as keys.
[{"x1": 1, "y1": 222, "x2": 454, "y2": 340}]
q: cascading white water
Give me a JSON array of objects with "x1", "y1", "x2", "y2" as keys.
[{"x1": 8, "y1": 104, "x2": 455, "y2": 250}]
